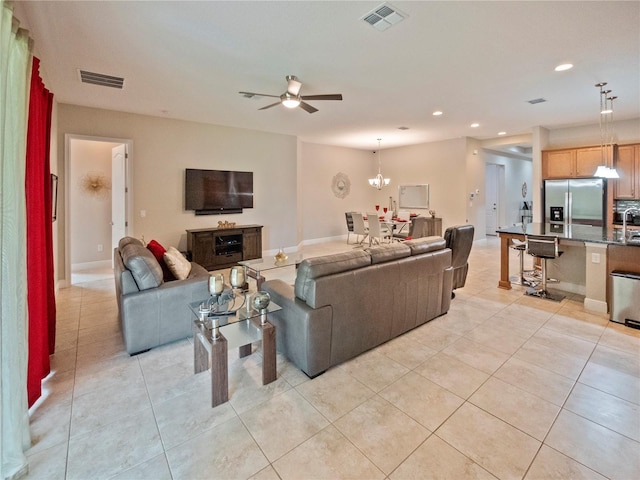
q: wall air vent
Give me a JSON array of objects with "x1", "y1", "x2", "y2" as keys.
[
  {"x1": 362, "y1": 3, "x2": 407, "y2": 31},
  {"x1": 79, "y1": 70, "x2": 124, "y2": 89},
  {"x1": 527, "y1": 98, "x2": 546, "y2": 104}
]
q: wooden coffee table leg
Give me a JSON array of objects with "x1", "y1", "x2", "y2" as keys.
[
  {"x1": 210, "y1": 335, "x2": 229, "y2": 407},
  {"x1": 194, "y1": 332, "x2": 209, "y2": 374},
  {"x1": 261, "y1": 321, "x2": 276, "y2": 385},
  {"x1": 239, "y1": 344, "x2": 252, "y2": 358}
]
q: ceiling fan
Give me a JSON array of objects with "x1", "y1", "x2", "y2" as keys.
[{"x1": 239, "y1": 75, "x2": 342, "y2": 114}]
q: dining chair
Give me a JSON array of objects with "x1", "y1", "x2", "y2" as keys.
[
  {"x1": 344, "y1": 212, "x2": 355, "y2": 244},
  {"x1": 351, "y1": 212, "x2": 369, "y2": 245},
  {"x1": 392, "y1": 218, "x2": 413, "y2": 241},
  {"x1": 366, "y1": 212, "x2": 391, "y2": 245}
]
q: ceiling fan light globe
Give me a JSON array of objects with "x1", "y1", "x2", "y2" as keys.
[
  {"x1": 281, "y1": 92, "x2": 301, "y2": 108},
  {"x1": 282, "y1": 99, "x2": 300, "y2": 108}
]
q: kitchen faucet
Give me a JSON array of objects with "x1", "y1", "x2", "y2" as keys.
[{"x1": 622, "y1": 207, "x2": 640, "y2": 243}]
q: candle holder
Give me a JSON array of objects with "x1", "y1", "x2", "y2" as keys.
[
  {"x1": 250, "y1": 291, "x2": 271, "y2": 324},
  {"x1": 207, "y1": 273, "x2": 224, "y2": 309}
]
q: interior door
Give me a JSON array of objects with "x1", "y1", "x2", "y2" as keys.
[
  {"x1": 111, "y1": 144, "x2": 127, "y2": 255},
  {"x1": 485, "y1": 164, "x2": 499, "y2": 235}
]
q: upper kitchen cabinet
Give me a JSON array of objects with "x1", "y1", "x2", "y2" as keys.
[
  {"x1": 613, "y1": 144, "x2": 640, "y2": 199},
  {"x1": 542, "y1": 145, "x2": 609, "y2": 179}
]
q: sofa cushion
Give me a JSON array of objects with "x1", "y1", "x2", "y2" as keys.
[
  {"x1": 164, "y1": 246, "x2": 192, "y2": 280},
  {"x1": 121, "y1": 244, "x2": 164, "y2": 290},
  {"x1": 365, "y1": 242, "x2": 411, "y2": 264},
  {"x1": 405, "y1": 236, "x2": 446, "y2": 255},
  {"x1": 119, "y1": 236, "x2": 143, "y2": 250},
  {"x1": 295, "y1": 250, "x2": 371, "y2": 302},
  {"x1": 147, "y1": 239, "x2": 175, "y2": 281}
]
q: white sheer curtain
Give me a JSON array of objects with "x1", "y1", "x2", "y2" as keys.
[{"x1": 0, "y1": 1, "x2": 33, "y2": 478}]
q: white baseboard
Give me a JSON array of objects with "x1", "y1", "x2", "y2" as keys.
[
  {"x1": 301, "y1": 235, "x2": 346, "y2": 246},
  {"x1": 584, "y1": 298, "x2": 608, "y2": 314},
  {"x1": 553, "y1": 281, "x2": 585, "y2": 296},
  {"x1": 72, "y1": 260, "x2": 111, "y2": 271}
]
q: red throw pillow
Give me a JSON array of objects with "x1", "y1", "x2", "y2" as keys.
[{"x1": 147, "y1": 239, "x2": 175, "y2": 281}]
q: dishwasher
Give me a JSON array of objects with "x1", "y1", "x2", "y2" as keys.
[{"x1": 610, "y1": 271, "x2": 640, "y2": 329}]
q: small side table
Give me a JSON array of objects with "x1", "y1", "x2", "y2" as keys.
[
  {"x1": 239, "y1": 254, "x2": 302, "y2": 289},
  {"x1": 190, "y1": 298, "x2": 281, "y2": 407}
]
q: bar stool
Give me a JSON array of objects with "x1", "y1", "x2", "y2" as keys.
[
  {"x1": 524, "y1": 234, "x2": 564, "y2": 301},
  {"x1": 509, "y1": 239, "x2": 535, "y2": 286}
]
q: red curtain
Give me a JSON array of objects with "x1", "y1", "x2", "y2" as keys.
[{"x1": 25, "y1": 57, "x2": 55, "y2": 407}]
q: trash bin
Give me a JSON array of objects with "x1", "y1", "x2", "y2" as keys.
[{"x1": 610, "y1": 271, "x2": 640, "y2": 329}]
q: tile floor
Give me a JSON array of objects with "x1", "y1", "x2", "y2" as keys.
[{"x1": 25, "y1": 237, "x2": 640, "y2": 479}]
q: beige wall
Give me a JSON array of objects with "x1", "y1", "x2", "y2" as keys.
[
  {"x1": 56, "y1": 104, "x2": 478, "y2": 283},
  {"x1": 380, "y1": 138, "x2": 469, "y2": 229},
  {"x1": 56, "y1": 104, "x2": 298, "y2": 281},
  {"x1": 56, "y1": 103, "x2": 638, "y2": 284},
  {"x1": 299, "y1": 142, "x2": 374, "y2": 241}
]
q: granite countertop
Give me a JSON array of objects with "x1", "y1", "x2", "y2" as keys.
[{"x1": 496, "y1": 223, "x2": 640, "y2": 246}]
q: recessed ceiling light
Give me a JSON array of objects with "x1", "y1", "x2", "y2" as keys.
[
  {"x1": 470, "y1": 123, "x2": 480, "y2": 128},
  {"x1": 432, "y1": 110, "x2": 443, "y2": 116},
  {"x1": 498, "y1": 131, "x2": 506, "y2": 136},
  {"x1": 555, "y1": 63, "x2": 573, "y2": 72}
]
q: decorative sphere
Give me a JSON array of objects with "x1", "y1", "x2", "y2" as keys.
[{"x1": 252, "y1": 291, "x2": 271, "y2": 310}]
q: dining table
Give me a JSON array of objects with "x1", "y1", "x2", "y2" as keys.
[{"x1": 382, "y1": 218, "x2": 411, "y2": 240}]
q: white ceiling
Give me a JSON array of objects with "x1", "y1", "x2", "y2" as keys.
[{"x1": 15, "y1": 1, "x2": 640, "y2": 151}]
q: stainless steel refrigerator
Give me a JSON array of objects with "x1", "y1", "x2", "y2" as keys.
[{"x1": 543, "y1": 178, "x2": 606, "y2": 226}]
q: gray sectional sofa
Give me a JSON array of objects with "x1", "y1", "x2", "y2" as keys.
[
  {"x1": 262, "y1": 236, "x2": 454, "y2": 377},
  {"x1": 114, "y1": 237, "x2": 210, "y2": 354}
]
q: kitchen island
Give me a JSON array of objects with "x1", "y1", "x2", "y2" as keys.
[{"x1": 496, "y1": 223, "x2": 639, "y2": 313}]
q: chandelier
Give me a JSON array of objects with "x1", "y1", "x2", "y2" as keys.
[
  {"x1": 368, "y1": 138, "x2": 390, "y2": 189},
  {"x1": 594, "y1": 82, "x2": 619, "y2": 179}
]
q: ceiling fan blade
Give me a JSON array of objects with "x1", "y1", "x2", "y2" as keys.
[
  {"x1": 239, "y1": 91, "x2": 280, "y2": 98},
  {"x1": 286, "y1": 75, "x2": 302, "y2": 96},
  {"x1": 299, "y1": 101, "x2": 319, "y2": 114},
  {"x1": 300, "y1": 94, "x2": 343, "y2": 101},
  {"x1": 258, "y1": 102, "x2": 282, "y2": 110}
]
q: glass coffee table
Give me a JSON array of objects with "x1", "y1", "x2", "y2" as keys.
[
  {"x1": 239, "y1": 253, "x2": 302, "y2": 289},
  {"x1": 189, "y1": 294, "x2": 281, "y2": 407}
]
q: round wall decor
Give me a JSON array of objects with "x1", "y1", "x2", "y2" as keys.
[{"x1": 332, "y1": 172, "x2": 351, "y2": 199}]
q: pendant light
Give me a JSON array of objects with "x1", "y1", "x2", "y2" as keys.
[
  {"x1": 368, "y1": 138, "x2": 391, "y2": 189},
  {"x1": 594, "y1": 83, "x2": 619, "y2": 179}
]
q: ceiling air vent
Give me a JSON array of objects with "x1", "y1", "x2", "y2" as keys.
[
  {"x1": 79, "y1": 70, "x2": 124, "y2": 89},
  {"x1": 362, "y1": 3, "x2": 407, "y2": 31},
  {"x1": 527, "y1": 98, "x2": 546, "y2": 105}
]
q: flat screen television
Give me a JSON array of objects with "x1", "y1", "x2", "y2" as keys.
[{"x1": 185, "y1": 168, "x2": 253, "y2": 215}]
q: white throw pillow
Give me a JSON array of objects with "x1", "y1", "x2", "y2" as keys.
[{"x1": 163, "y1": 247, "x2": 192, "y2": 280}]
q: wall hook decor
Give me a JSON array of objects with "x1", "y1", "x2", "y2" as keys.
[{"x1": 79, "y1": 171, "x2": 111, "y2": 199}]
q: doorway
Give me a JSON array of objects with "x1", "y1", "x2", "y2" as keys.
[
  {"x1": 485, "y1": 164, "x2": 505, "y2": 235},
  {"x1": 65, "y1": 135, "x2": 132, "y2": 285}
]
